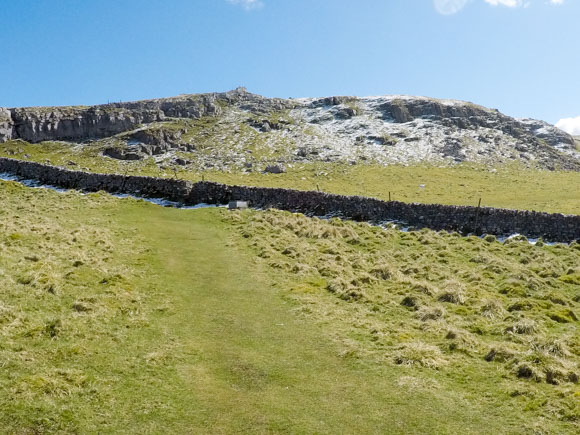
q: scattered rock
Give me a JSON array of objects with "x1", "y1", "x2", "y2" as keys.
[
  {"x1": 174, "y1": 158, "x2": 191, "y2": 166},
  {"x1": 103, "y1": 147, "x2": 144, "y2": 161},
  {"x1": 264, "y1": 164, "x2": 286, "y2": 174}
]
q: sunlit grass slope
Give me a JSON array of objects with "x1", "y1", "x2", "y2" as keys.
[
  {"x1": 226, "y1": 209, "x2": 580, "y2": 432},
  {"x1": 1, "y1": 181, "x2": 579, "y2": 432}
]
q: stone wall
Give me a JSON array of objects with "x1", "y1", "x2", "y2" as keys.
[
  {"x1": 0, "y1": 157, "x2": 192, "y2": 202},
  {"x1": 0, "y1": 157, "x2": 578, "y2": 242}
]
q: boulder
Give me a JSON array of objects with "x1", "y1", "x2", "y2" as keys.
[
  {"x1": 264, "y1": 164, "x2": 286, "y2": 174},
  {"x1": 333, "y1": 106, "x2": 357, "y2": 119},
  {"x1": 103, "y1": 147, "x2": 145, "y2": 161},
  {"x1": 174, "y1": 158, "x2": 191, "y2": 166}
]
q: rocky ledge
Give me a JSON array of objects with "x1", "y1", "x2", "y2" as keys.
[{"x1": 0, "y1": 88, "x2": 290, "y2": 143}]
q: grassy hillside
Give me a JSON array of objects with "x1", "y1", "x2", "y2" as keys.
[
  {"x1": 228, "y1": 209, "x2": 580, "y2": 429},
  {"x1": 2, "y1": 139, "x2": 580, "y2": 214},
  {"x1": 1, "y1": 180, "x2": 579, "y2": 433}
]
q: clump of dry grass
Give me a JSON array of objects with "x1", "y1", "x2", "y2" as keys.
[
  {"x1": 394, "y1": 342, "x2": 447, "y2": 368},
  {"x1": 326, "y1": 278, "x2": 365, "y2": 301},
  {"x1": 484, "y1": 345, "x2": 518, "y2": 363},
  {"x1": 506, "y1": 318, "x2": 537, "y2": 335},
  {"x1": 437, "y1": 286, "x2": 466, "y2": 305},
  {"x1": 369, "y1": 263, "x2": 393, "y2": 280},
  {"x1": 515, "y1": 363, "x2": 542, "y2": 381},
  {"x1": 533, "y1": 338, "x2": 572, "y2": 358},
  {"x1": 480, "y1": 299, "x2": 506, "y2": 319},
  {"x1": 401, "y1": 295, "x2": 421, "y2": 310},
  {"x1": 416, "y1": 306, "x2": 446, "y2": 322}
]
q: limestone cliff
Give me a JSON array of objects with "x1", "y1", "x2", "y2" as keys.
[{"x1": 2, "y1": 88, "x2": 289, "y2": 143}]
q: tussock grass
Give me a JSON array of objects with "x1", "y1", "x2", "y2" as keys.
[
  {"x1": 226, "y1": 208, "x2": 580, "y2": 428},
  {"x1": 394, "y1": 342, "x2": 447, "y2": 368},
  {"x1": 0, "y1": 181, "x2": 160, "y2": 432}
]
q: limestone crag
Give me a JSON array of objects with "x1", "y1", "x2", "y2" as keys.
[
  {"x1": 10, "y1": 106, "x2": 163, "y2": 143},
  {"x1": 110, "y1": 87, "x2": 291, "y2": 116},
  {"x1": 3, "y1": 88, "x2": 291, "y2": 144},
  {"x1": 103, "y1": 126, "x2": 196, "y2": 160},
  {"x1": 518, "y1": 118, "x2": 577, "y2": 149},
  {"x1": 360, "y1": 97, "x2": 574, "y2": 148},
  {"x1": 290, "y1": 94, "x2": 580, "y2": 170},
  {"x1": 1, "y1": 88, "x2": 579, "y2": 171}
]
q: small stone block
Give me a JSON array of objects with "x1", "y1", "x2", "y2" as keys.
[{"x1": 228, "y1": 201, "x2": 248, "y2": 210}]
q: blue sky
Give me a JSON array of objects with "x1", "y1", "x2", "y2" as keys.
[{"x1": 0, "y1": 0, "x2": 578, "y2": 130}]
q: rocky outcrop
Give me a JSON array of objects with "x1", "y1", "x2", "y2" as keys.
[
  {"x1": 10, "y1": 106, "x2": 163, "y2": 143},
  {"x1": 246, "y1": 118, "x2": 291, "y2": 132},
  {"x1": 2, "y1": 88, "x2": 292, "y2": 144},
  {"x1": 290, "y1": 94, "x2": 580, "y2": 170},
  {"x1": 102, "y1": 147, "x2": 144, "y2": 161},
  {"x1": 518, "y1": 118, "x2": 576, "y2": 148},
  {"x1": 377, "y1": 98, "x2": 493, "y2": 124},
  {"x1": 0, "y1": 108, "x2": 13, "y2": 142},
  {"x1": 309, "y1": 96, "x2": 354, "y2": 108},
  {"x1": 1, "y1": 89, "x2": 578, "y2": 171},
  {"x1": 264, "y1": 164, "x2": 286, "y2": 174},
  {"x1": 126, "y1": 127, "x2": 184, "y2": 146},
  {"x1": 376, "y1": 98, "x2": 576, "y2": 147}
]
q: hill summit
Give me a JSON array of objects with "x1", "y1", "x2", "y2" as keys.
[{"x1": 1, "y1": 88, "x2": 579, "y2": 171}]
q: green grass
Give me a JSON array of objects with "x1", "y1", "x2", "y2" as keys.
[
  {"x1": 226, "y1": 208, "x2": 580, "y2": 432},
  {"x1": 2, "y1": 139, "x2": 580, "y2": 214},
  {"x1": 206, "y1": 162, "x2": 580, "y2": 214},
  {"x1": 1, "y1": 180, "x2": 579, "y2": 433}
]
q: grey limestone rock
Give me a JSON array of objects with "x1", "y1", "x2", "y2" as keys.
[
  {"x1": 2, "y1": 87, "x2": 294, "y2": 145},
  {"x1": 2, "y1": 88, "x2": 579, "y2": 171},
  {"x1": 102, "y1": 147, "x2": 145, "y2": 161},
  {"x1": 0, "y1": 108, "x2": 13, "y2": 142},
  {"x1": 264, "y1": 164, "x2": 286, "y2": 174}
]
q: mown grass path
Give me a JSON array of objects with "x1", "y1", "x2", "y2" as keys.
[{"x1": 101, "y1": 205, "x2": 542, "y2": 434}]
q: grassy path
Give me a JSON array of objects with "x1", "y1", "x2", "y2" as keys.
[{"x1": 99, "y1": 205, "x2": 536, "y2": 434}]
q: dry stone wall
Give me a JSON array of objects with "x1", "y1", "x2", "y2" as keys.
[{"x1": 0, "y1": 157, "x2": 578, "y2": 242}]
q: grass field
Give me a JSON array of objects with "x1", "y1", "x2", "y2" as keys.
[
  {"x1": 2, "y1": 139, "x2": 580, "y2": 215},
  {"x1": 1, "y1": 180, "x2": 579, "y2": 433}
]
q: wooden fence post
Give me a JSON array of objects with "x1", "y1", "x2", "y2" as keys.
[{"x1": 474, "y1": 198, "x2": 482, "y2": 234}]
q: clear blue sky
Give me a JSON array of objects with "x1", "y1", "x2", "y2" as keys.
[{"x1": 1, "y1": 0, "x2": 578, "y2": 125}]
